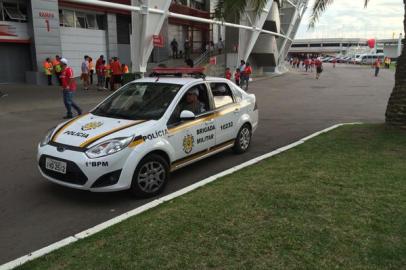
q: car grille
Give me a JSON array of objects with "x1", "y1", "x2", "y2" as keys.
[{"x1": 39, "y1": 155, "x2": 88, "y2": 185}]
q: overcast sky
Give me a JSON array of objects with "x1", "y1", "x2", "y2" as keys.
[{"x1": 296, "y1": 0, "x2": 404, "y2": 39}]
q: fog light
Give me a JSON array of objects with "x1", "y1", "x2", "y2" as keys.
[{"x1": 91, "y1": 170, "x2": 122, "y2": 188}]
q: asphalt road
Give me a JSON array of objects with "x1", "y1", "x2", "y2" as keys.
[{"x1": 0, "y1": 64, "x2": 394, "y2": 264}]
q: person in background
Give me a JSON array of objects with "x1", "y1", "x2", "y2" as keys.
[
  {"x1": 225, "y1": 67, "x2": 232, "y2": 80},
  {"x1": 59, "y1": 58, "x2": 81, "y2": 119},
  {"x1": 332, "y1": 57, "x2": 337, "y2": 68},
  {"x1": 239, "y1": 60, "x2": 246, "y2": 88},
  {"x1": 218, "y1": 37, "x2": 224, "y2": 54},
  {"x1": 234, "y1": 68, "x2": 241, "y2": 86},
  {"x1": 53, "y1": 55, "x2": 62, "y2": 85},
  {"x1": 315, "y1": 57, "x2": 323, "y2": 79},
  {"x1": 373, "y1": 58, "x2": 381, "y2": 77},
  {"x1": 96, "y1": 60, "x2": 106, "y2": 90},
  {"x1": 184, "y1": 38, "x2": 191, "y2": 60},
  {"x1": 95, "y1": 55, "x2": 104, "y2": 86},
  {"x1": 43, "y1": 58, "x2": 53, "y2": 86},
  {"x1": 122, "y1": 63, "x2": 129, "y2": 74},
  {"x1": 243, "y1": 62, "x2": 252, "y2": 91},
  {"x1": 104, "y1": 60, "x2": 112, "y2": 90},
  {"x1": 170, "y1": 38, "x2": 179, "y2": 59},
  {"x1": 111, "y1": 57, "x2": 122, "y2": 91},
  {"x1": 81, "y1": 55, "x2": 90, "y2": 90},
  {"x1": 88, "y1": 57, "x2": 94, "y2": 85}
]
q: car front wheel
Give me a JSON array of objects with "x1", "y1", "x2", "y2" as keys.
[
  {"x1": 233, "y1": 124, "x2": 252, "y2": 154},
  {"x1": 131, "y1": 154, "x2": 169, "y2": 198}
]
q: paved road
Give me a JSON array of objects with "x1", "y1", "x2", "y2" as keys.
[{"x1": 0, "y1": 64, "x2": 394, "y2": 264}]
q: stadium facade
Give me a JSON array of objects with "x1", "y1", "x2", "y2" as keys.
[{"x1": 0, "y1": 0, "x2": 308, "y2": 84}]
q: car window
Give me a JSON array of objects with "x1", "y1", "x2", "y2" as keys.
[
  {"x1": 168, "y1": 83, "x2": 211, "y2": 125},
  {"x1": 92, "y1": 82, "x2": 181, "y2": 120},
  {"x1": 210, "y1": 82, "x2": 234, "y2": 108}
]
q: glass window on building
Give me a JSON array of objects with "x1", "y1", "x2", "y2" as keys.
[
  {"x1": 1, "y1": 0, "x2": 27, "y2": 22},
  {"x1": 86, "y1": 14, "x2": 97, "y2": 29},
  {"x1": 60, "y1": 9, "x2": 75, "y2": 27},
  {"x1": 59, "y1": 9, "x2": 105, "y2": 30},
  {"x1": 75, "y1": 12, "x2": 87, "y2": 28}
]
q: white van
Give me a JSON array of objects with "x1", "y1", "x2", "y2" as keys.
[{"x1": 354, "y1": 53, "x2": 384, "y2": 65}]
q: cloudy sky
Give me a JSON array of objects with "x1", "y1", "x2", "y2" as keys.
[{"x1": 296, "y1": 0, "x2": 404, "y2": 39}]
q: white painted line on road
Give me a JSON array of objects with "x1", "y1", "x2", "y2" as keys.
[
  {"x1": 0, "y1": 237, "x2": 77, "y2": 270},
  {"x1": 0, "y1": 122, "x2": 362, "y2": 270}
]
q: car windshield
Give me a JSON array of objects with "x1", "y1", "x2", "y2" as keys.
[{"x1": 92, "y1": 82, "x2": 182, "y2": 120}]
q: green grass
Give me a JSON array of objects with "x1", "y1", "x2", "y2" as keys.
[{"x1": 17, "y1": 124, "x2": 406, "y2": 270}]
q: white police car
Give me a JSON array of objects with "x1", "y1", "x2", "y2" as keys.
[{"x1": 38, "y1": 67, "x2": 258, "y2": 197}]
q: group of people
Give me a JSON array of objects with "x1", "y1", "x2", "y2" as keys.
[
  {"x1": 289, "y1": 57, "x2": 324, "y2": 79},
  {"x1": 81, "y1": 55, "x2": 129, "y2": 91},
  {"x1": 43, "y1": 55, "x2": 129, "y2": 91},
  {"x1": 224, "y1": 60, "x2": 253, "y2": 90},
  {"x1": 43, "y1": 56, "x2": 64, "y2": 86},
  {"x1": 43, "y1": 54, "x2": 129, "y2": 119}
]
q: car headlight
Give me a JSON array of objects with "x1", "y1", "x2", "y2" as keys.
[
  {"x1": 85, "y1": 136, "x2": 134, "y2": 159},
  {"x1": 40, "y1": 127, "x2": 56, "y2": 147}
]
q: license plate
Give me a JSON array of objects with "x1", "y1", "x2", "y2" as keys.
[{"x1": 45, "y1": 158, "x2": 67, "y2": 174}]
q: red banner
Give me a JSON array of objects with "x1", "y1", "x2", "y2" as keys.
[
  {"x1": 153, "y1": 35, "x2": 164, "y2": 48},
  {"x1": 209, "y1": 56, "x2": 217, "y2": 65}
]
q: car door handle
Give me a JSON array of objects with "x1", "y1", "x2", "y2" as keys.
[{"x1": 233, "y1": 108, "x2": 240, "y2": 114}]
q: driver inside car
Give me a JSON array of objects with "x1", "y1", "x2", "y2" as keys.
[{"x1": 181, "y1": 88, "x2": 206, "y2": 115}]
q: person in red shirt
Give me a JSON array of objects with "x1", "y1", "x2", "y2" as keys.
[
  {"x1": 225, "y1": 67, "x2": 232, "y2": 80},
  {"x1": 315, "y1": 57, "x2": 323, "y2": 80},
  {"x1": 110, "y1": 57, "x2": 122, "y2": 91},
  {"x1": 242, "y1": 62, "x2": 252, "y2": 91},
  {"x1": 95, "y1": 55, "x2": 104, "y2": 87},
  {"x1": 60, "y1": 58, "x2": 82, "y2": 119},
  {"x1": 234, "y1": 68, "x2": 241, "y2": 86}
]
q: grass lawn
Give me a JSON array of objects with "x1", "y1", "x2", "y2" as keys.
[{"x1": 17, "y1": 124, "x2": 406, "y2": 270}]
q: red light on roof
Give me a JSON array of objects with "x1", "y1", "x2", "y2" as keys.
[{"x1": 152, "y1": 67, "x2": 205, "y2": 75}]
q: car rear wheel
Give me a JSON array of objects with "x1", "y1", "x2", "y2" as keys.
[
  {"x1": 131, "y1": 154, "x2": 169, "y2": 198},
  {"x1": 233, "y1": 124, "x2": 251, "y2": 154}
]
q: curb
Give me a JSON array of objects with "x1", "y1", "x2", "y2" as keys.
[{"x1": 0, "y1": 122, "x2": 362, "y2": 270}]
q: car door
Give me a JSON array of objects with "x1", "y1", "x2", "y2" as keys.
[
  {"x1": 209, "y1": 82, "x2": 240, "y2": 145},
  {"x1": 166, "y1": 83, "x2": 216, "y2": 164}
]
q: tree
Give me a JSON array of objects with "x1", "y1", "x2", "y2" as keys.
[{"x1": 310, "y1": 0, "x2": 406, "y2": 128}]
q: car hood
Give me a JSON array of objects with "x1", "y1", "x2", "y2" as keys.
[{"x1": 51, "y1": 113, "x2": 154, "y2": 148}]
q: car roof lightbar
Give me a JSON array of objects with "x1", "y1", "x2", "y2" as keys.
[{"x1": 150, "y1": 67, "x2": 206, "y2": 79}]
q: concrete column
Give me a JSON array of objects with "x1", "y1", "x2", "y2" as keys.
[
  {"x1": 106, "y1": 13, "x2": 119, "y2": 60},
  {"x1": 26, "y1": 0, "x2": 62, "y2": 84}
]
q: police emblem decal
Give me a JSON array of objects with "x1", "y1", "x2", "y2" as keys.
[
  {"x1": 182, "y1": 134, "x2": 194, "y2": 154},
  {"x1": 81, "y1": 121, "x2": 103, "y2": 131}
]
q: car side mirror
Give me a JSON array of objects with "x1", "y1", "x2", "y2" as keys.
[{"x1": 180, "y1": 110, "x2": 195, "y2": 120}]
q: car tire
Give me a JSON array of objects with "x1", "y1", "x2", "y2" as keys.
[
  {"x1": 130, "y1": 154, "x2": 169, "y2": 198},
  {"x1": 233, "y1": 124, "x2": 252, "y2": 154}
]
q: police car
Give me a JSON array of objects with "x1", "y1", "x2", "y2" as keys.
[{"x1": 37, "y1": 67, "x2": 258, "y2": 197}]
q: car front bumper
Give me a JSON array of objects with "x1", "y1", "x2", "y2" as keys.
[{"x1": 37, "y1": 143, "x2": 134, "y2": 192}]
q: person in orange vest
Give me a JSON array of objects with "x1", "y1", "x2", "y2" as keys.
[
  {"x1": 121, "y1": 63, "x2": 129, "y2": 74},
  {"x1": 52, "y1": 55, "x2": 62, "y2": 85},
  {"x1": 242, "y1": 62, "x2": 252, "y2": 91},
  {"x1": 43, "y1": 58, "x2": 53, "y2": 86}
]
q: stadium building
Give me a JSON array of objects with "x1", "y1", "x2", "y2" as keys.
[{"x1": 0, "y1": 0, "x2": 308, "y2": 84}]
